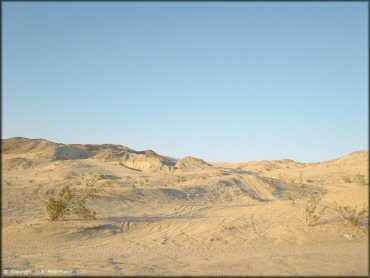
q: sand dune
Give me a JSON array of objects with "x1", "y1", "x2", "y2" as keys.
[{"x1": 2, "y1": 137, "x2": 368, "y2": 276}]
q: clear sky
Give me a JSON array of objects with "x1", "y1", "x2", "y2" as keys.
[{"x1": 3, "y1": 2, "x2": 368, "y2": 163}]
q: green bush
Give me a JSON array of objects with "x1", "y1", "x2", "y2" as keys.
[
  {"x1": 45, "y1": 185, "x2": 96, "y2": 221},
  {"x1": 335, "y1": 203, "x2": 368, "y2": 226},
  {"x1": 74, "y1": 198, "x2": 97, "y2": 220},
  {"x1": 305, "y1": 195, "x2": 327, "y2": 226},
  {"x1": 46, "y1": 186, "x2": 73, "y2": 221}
]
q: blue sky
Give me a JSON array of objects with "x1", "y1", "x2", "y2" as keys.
[{"x1": 3, "y1": 2, "x2": 368, "y2": 162}]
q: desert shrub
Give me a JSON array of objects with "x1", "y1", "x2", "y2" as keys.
[
  {"x1": 249, "y1": 194, "x2": 257, "y2": 200},
  {"x1": 335, "y1": 203, "x2": 368, "y2": 227},
  {"x1": 278, "y1": 173, "x2": 286, "y2": 184},
  {"x1": 46, "y1": 196, "x2": 68, "y2": 221},
  {"x1": 46, "y1": 186, "x2": 74, "y2": 221},
  {"x1": 354, "y1": 174, "x2": 367, "y2": 186},
  {"x1": 298, "y1": 171, "x2": 304, "y2": 186},
  {"x1": 286, "y1": 192, "x2": 295, "y2": 205},
  {"x1": 342, "y1": 176, "x2": 352, "y2": 183},
  {"x1": 74, "y1": 198, "x2": 97, "y2": 220},
  {"x1": 85, "y1": 186, "x2": 100, "y2": 197},
  {"x1": 177, "y1": 176, "x2": 187, "y2": 183},
  {"x1": 305, "y1": 195, "x2": 327, "y2": 226},
  {"x1": 45, "y1": 185, "x2": 96, "y2": 221},
  {"x1": 267, "y1": 180, "x2": 277, "y2": 192}
]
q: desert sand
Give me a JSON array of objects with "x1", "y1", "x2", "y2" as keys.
[{"x1": 2, "y1": 137, "x2": 369, "y2": 276}]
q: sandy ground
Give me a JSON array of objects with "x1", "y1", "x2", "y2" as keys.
[{"x1": 2, "y1": 138, "x2": 369, "y2": 276}]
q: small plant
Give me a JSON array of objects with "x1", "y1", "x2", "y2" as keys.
[
  {"x1": 305, "y1": 195, "x2": 327, "y2": 226},
  {"x1": 278, "y1": 173, "x2": 286, "y2": 184},
  {"x1": 354, "y1": 174, "x2": 367, "y2": 186},
  {"x1": 342, "y1": 176, "x2": 352, "y2": 183},
  {"x1": 178, "y1": 176, "x2": 187, "y2": 182},
  {"x1": 286, "y1": 192, "x2": 295, "y2": 205},
  {"x1": 74, "y1": 198, "x2": 97, "y2": 220},
  {"x1": 267, "y1": 180, "x2": 277, "y2": 192},
  {"x1": 249, "y1": 194, "x2": 257, "y2": 200},
  {"x1": 46, "y1": 186, "x2": 74, "y2": 221},
  {"x1": 335, "y1": 202, "x2": 368, "y2": 227},
  {"x1": 298, "y1": 171, "x2": 304, "y2": 185},
  {"x1": 85, "y1": 186, "x2": 100, "y2": 197},
  {"x1": 45, "y1": 184, "x2": 97, "y2": 221}
]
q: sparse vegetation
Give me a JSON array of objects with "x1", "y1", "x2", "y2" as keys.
[
  {"x1": 334, "y1": 202, "x2": 368, "y2": 227},
  {"x1": 74, "y1": 198, "x2": 97, "y2": 220},
  {"x1": 45, "y1": 181, "x2": 98, "y2": 221},
  {"x1": 266, "y1": 178, "x2": 278, "y2": 192},
  {"x1": 278, "y1": 173, "x2": 286, "y2": 184},
  {"x1": 286, "y1": 192, "x2": 295, "y2": 205},
  {"x1": 177, "y1": 176, "x2": 187, "y2": 183},
  {"x1": 249, "y1": 194, "x2": 257, "y2": 200},
  {"x1": 298, "y1": 171, "x2": 304, "y2": 186},
  {"x1": 342, "y1": 176, "x2": 352, "y2": 183},
  {"x1": 305, "y1": 195, "x2": 327, "y2": 226},
  {"x1": 46, "y1": 186, "x2": 74, "y2": 221},
  {"x1": 342, "y1": 174, "x2": 367, "y2": 186},
  {"x1": 354, "y1": 174, "x2": 367, "y2": 186}
]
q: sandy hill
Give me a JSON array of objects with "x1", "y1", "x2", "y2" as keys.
[
  {"x1": 2, "y1": 137, "x2": 368, "y2": 276},
  {"x1": 175, "y1": 156, "x2": 212, "y2": 169},
  {"x1": 2, "y1": 137, "x2": 177, "y2": 171}
]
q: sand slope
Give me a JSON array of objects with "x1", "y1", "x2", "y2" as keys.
[{"x1": 2, "y1": 137, "x2": 369, "y2": 275}]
